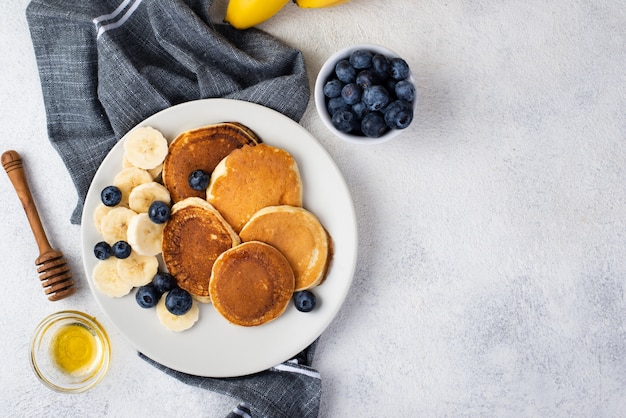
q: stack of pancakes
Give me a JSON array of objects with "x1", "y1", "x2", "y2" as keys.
[{"x1": 161, "y1": 122, "x2": 332, "y2": 327}]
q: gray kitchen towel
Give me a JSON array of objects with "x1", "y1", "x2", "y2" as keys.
[
  {"x1": 27, "y1": 1, "x2": 318, "y2": 417},
  {"x1": 26, "y1": 0, "x2": 310, "y2": 225}
]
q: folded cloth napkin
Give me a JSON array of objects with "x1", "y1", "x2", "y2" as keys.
[
  {"x1": 26, "y1": 0, "x2": 309, "y2": 225},
  {"x1": 139, "y1": 341, "x2": 321, "y2": 418},
  {"x1": 27, "y1": 1, "x2": 318, "y2": 416}
]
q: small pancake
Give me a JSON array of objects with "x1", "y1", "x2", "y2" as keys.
[
  {"x1": 162, "y1": 197, "x2": 240, "y2": 303},
  {"x1": 239, "y1": 205, "x2": 332, "y2": 291},
  {"x1": 162, "y1": 122, "x2": 260, "y2": 203},
  {"x1": 207, "y1": 143, "x2": 303, "y2": 233},
  {"x1": 210, "y1": 241, "x2": 295, "y2": 327}
]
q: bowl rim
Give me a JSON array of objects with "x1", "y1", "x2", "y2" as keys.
[
  {"x1": 30, "y1": 310, "x2": 111, "y2": 393},
  {"x1": 314, "y1": 43, "x2": 416, "y2": 145}
]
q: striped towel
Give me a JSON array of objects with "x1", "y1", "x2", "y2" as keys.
[
  {"x1": 139, "y1": 341, "x2": 321, "y2": 418},
  {"x1": 26, "y1": 0, "x2": 310, "y2": 224}
]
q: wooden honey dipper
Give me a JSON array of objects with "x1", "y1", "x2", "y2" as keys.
[{"x1": 2, "y1": 150, "x2": 76, "y2": 301}]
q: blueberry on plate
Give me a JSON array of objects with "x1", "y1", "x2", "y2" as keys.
[
  {"x1": 331, "y1": 110, "x2": 357, "y2": 133},
  {"x1": 93, "y1": 241, "x2": 111, "y2": 260},
  {"x1": 152, "y1": 272, "x2": 177, "y2": 294},
  {"x1": 100, "y1": 185, "x2": 122, "y2": 207},
  {"x1": 349, "y1": 49, "x2": 373, "y2": 69},
  {"x1": 355, "y1": 70, "x2": 378, "y2": 90},
  {"x1": 361, "y1": 112, "x2": 390, "y2": 138},
  {"x1": 188, "y1": 169, "x2": 210, "y2": 191},
  {"x1": 111, "y1": 241, "x2": 132, "y2": 259},
  {"x1": 148, "y1": 201, "x2": 170, "y2": 224},
  {"x1": 384, "y1": 100, "x2": 414, "y2": 130},
  {"x1": 136, "y1": 284, "x2": 161, "y2": 309},
  {"x1": 294, "y1": 290, "x2": 317, "y2": 313},
  {"x1": 323, "y1": 79, "x2": 344, "y2": 98},
  {"x1": 335, "y1": 59, "x2": 356, "y2": 83},
  {"x1": 362, "y1": 85, "x2": 390, "y2": 111},
  {"x1": 165, "y1": 287, "x2": 193, "y2": 315}
]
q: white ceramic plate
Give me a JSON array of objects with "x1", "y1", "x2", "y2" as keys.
[{"x1": 81, "y1": 99, "x2": 358, "y2": 377}]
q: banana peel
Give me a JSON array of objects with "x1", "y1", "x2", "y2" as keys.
[
  {"x1": 224, "y1": 0, "x2": 290, "y2": 30},
  {"x1": 224, "y1": 0, "x2": 352, "y2": 30}
]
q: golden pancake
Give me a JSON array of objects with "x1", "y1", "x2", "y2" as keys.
[
  {"x1": 162, "y1": 197, "x2": 240, "y2": 303},
  {"x1": 210, "y1": 241, "x2": 295, "y2": 327},
  {"x1": 207, "y1": 143, "x2": 303, "y2": 233},
  {"x1": 162, "y1": 122, "x2": 260, "y2": 203},
  {"x1": 239, "y1": 205, "x2": 332, "y2": 291}
]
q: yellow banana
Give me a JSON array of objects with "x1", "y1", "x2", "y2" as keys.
[
  {"x1": 294, "y1": 0, "x2": 350, "y2": 8},
  {"x1": 224, "y1": 0, "x2": 290, "y2": 30}
]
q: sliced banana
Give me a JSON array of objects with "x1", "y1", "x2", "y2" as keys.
[
  {"x1": 93, "y1": 203, "x2": 113, "y2": 235},
  {"x1": 113, "y1": 167, "x2": 153, "y2": 207},
  {"x1": 92, "y1": 258, "x2": 133, "y2": 297},
  {"x1": 128, "y1": 182, "x2": 171, "y2": 213},
  {"x1": 156, "y1": 292, "x2": 200, "y2": 332},
  {"x1": 123, "y1": 126, "x2": 169, "y2": 170},
  {"x1": 100, "y1": 206, "x2": 137, "y2": 244},
  {"x1": 127, "y1": 213, "x2": 164, "y2": 256},
  {"x1": 116, "y1": 251, "x2": 159, "y2": 287},
  {"x1": 123, "y1": 154, "x2": 163, "y2": 179}
]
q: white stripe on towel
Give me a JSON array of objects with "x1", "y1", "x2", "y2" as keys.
[
  {"x1": 232, "y1": 402, "x2": 252, "y2": 418},
  {"x1": 272, "y1": 363, "x2": 321, "y2": 379},
  {"x1": 93, "y1": 0, "x2": 143, "y2": 39}
]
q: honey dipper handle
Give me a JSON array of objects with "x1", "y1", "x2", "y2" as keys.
[{"x1": 2, "y1": 150, "x2": 54, "y2": 256}]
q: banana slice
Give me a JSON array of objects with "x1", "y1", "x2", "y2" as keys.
[
  {"x1": 128, "y1": 182, "x2": 171, "y2": 213},
  {"x1": 100, "y1": 206, "x2": 137, "y2": 244},
  {"x1": 123, "y1": 154, "x2": 163, "y2": 179},
  {"x1": 127, "y1": 213, "x2": 164, "y2": 256},
  {"x1": 92, "y1": 258, "x2": 133, "y2": 297},
  {"x1": 123, "y1": 126, "x2": 169, "y2": 170},
  {"x1": 156, "y1": 292, "x2": 200, "y2": 332},
  {"x1": 113, "y1": 167, "x2": 153, "y2": 207},
  {"x1": 116, "y1": 251, "x2": 159, "y2": 287},
  {"x1": 93, "y1": 203, "x2": 113, "y2": 235}
]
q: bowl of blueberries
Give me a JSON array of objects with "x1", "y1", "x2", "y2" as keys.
[{"x1": 315, "y1": 43, "x2": 416, "y2": 144}]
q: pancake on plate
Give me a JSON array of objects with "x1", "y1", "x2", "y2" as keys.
[
  {"x1": 162, "y1": 197, "x2": 240, "y2": 303},
  {"x1": 209, "y1": 241, "x2": 295, "y2": 327},
  {"x1": 162, "y1": 122, "x2": 260, "y2": 203},
  {"x1": 206, "y1": 143, "x2": 302, "y2": 233},
  {"x1": 239, "y1": 205, "x2": 333, "y2": 291}
]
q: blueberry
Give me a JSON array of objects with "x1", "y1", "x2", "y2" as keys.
[
  {"x1": 100, "y1": 185, "x2": 122, "y2": 207},
  {"x1": 327, "y1": 96, "x2": 350, "y2": 115},
  {"x1": 331, "y1": 110, "x2": 357, "y2": 133},
  {"x1": 152, "y1": 272, "x2": 177, "y2": 294},
  {"x1": 389, "y1": 57, "x2": 410, "y2": 80},
  {"x1": 94, "y1": 241, "x2": 111, "y2": 260},
  {"x1": 395, "y1": 80, "x2": 415, "y2": 102},
  {"x1": 384, "y1": 100, "x2": 414, "y2": 129},
  {"x1": 349, "y1": 50, "x2": 373, "y2": 69},
  {"x1": 372, "y1": 54, "x2": 391, "y2": 78},
  {"x1": 355, "y1": 70, "x2": 379, "y2": 90},
  {"x1": 165, "y1": 287, "x2": 193, "y2": 315},
  {"x1": 361, "y1": 112, "x2": 390, "y2": 138},
  {"x1": 335, "y1": 59, "x2": 356, "y2": 83},
  {"x1": 136, "y1": 284, "x2": 161, "y2": 309},
  {"x1": 148, "y1": 201, "x2": 170, "y2": 224},
  {"x1": 294, "y1": 290, "x2": 317, "y2": 313},
  {"x1": 188, "y1": 169, "x2": 209, "y2": 191},
  {"x1": 352, "y1": 101, "x2": 370, "y2": 120},
  {"x1": 111, "y1": 241, "x2": 132, "y2": 259},
  {"x1": 362, "y1": 85, "x2": 390, "y2": 111},
  {"x1": 341, "y1": 83, "x2": 362, "y2": 105},
  {"x1": 323, "y1": 79, "x2": 344, "y2": 98}
]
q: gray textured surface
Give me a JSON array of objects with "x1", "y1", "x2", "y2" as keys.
[{"x1": 1, "y1": 0, "x2": 625, "y2": 416}]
